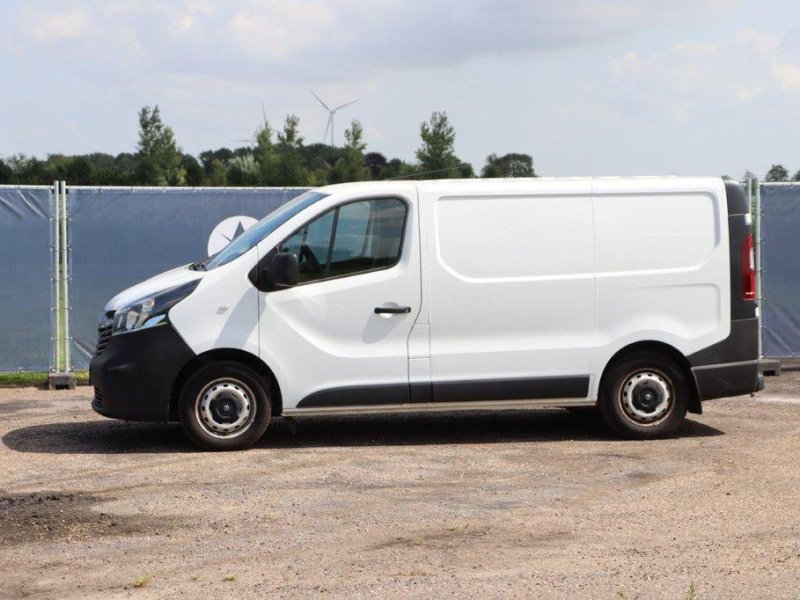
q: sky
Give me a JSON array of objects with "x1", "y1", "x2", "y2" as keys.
[{"x1": 2, "y1": 0, "x2": 800, "y2": 178}]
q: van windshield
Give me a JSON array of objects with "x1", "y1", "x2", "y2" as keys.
[{"x1": 202, "y1": 191, "x2": 329, "y2": 270}]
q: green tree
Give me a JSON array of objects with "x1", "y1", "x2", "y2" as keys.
[
  {"x1": 254, "y1": 122, "x2": 278, "y2": 184},
  {"x1": 136, "y1": 105, "x2": 182, "y2": 185},
  {"x1": 115, "y1": 152, "x2": 137, "y2": 173},
  {"x1": 209, "y1": 160, "x2": 227, "y2": 187},
  {"x1": 8, "y1": 155, "x2": 51, "y2": 184},
  {"x1": 331, "y1": 120, "x2": 369, "y2": 183},
  {"x1": 365, "y1": 152, "x2": 387, "y2": 179},
  {"x1": 227, "y1": 155, "x2": 260, "y2": 185},
  {"x1": 457, "y1": 161, "x2": 475, "y2": 178},
  {"x1": 765, "y1": 164, "x2": 789, "y2": 182},
  {"x1": 481, "y1": 153, "x2": 535, "y2": 178},
  {"x1": 416, "y1": 111, "x2": 460, "y2": 178},
  {"x1": 199, "y1": 148, "x2": 234, "y2": 175},
  {"x1": 381, "y1": 158, "x2": 415, "y2": 179},
  {"x1": 307, "y1": 153, "x2": 332, "y2": 186},
  {"x1": 275, "y1": 115, "x2": 308, "y2": 186},
  {"x1": 65, "y1": 156, "x2": 95, "y2": 184},
  {"x1": 181, "y1": 155, "x2": 205, "y2": 186},
  {"x1": 0, "y1": 159, "x2": 11, "y2": 184}
]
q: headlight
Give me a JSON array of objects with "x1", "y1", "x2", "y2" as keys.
[{"x1": 112, "y1": 279, "x2": 200, "y2": 335}]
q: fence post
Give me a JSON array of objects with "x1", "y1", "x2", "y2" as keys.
[
  {"x1": 49, "y1": 180, "x2": 76, "y2": 389},
  {"x1": 62, "y1": 181, "x2": 73, "y2": 373},
  {"x1": 50, "y1": 181, "x2": 61, "y2": 374},
  {"x1": 756, "y1": 180, "x2": 764, "y2": 360}
]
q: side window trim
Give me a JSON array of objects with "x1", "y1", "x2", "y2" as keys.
[{"x1": 324, "y1": 207, "x2": 341, "y2": 278}]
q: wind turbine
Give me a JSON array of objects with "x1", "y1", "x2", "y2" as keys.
[
  {"x1": 234, "y1": 105, "x2": 271, "y2": 146},
  {"x1": 310, "y1": 90, "x2": 358, "y2": 147}
]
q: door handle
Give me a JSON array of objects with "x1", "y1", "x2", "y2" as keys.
[{"x1": 374, "y1": 306, "x2": 412, "y2": 314}]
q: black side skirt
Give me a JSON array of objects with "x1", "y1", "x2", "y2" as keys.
[{"x1": 296, "y1": 376, "x2": 591, "y2": 409}]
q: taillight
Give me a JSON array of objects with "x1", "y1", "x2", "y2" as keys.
[{"x1": 742, "y1": 233, "x2": 756, "y2": 301}]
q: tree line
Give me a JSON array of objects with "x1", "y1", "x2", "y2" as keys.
[
  {"x1": 0, "y1": 106, "x2": 535, "y2": 187},
  {"x1": 762, "y1": 164, "x2": 800, "y2": 183}
]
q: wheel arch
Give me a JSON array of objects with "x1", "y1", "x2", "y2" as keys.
[
  {"x1": 169, "y1": 348, "x2": 283, "y2": 420},
  {"x1": 598, "y1": 340, "x2": 702, "y2": 414}
]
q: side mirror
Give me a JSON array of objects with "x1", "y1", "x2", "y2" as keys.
[{"x1": 269, "y1": 252, "x2": 299, "y2": 288}]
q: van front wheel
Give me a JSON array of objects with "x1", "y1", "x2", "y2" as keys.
[
  {"x1": 598, "y1": 352, "x2": 689, "y2": 439},
  {"x1": 179, "y1": 362, "x2": 271, "y2": 450}
]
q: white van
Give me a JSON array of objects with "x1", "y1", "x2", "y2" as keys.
[{"x1": 90, "y1": 177, "x2": 761, "y2": 450}]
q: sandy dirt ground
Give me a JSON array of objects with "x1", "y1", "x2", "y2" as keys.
[{"x1": 0, "y1": 373, "x2": 799, "y2": 599}]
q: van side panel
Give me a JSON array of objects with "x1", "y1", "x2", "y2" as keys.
[
  {"x1": 426, "y1": 180, "x2": 596, "y2": 400},
  {"x1": 590, "y1": 178, "x2": 731, "y2": 400}
]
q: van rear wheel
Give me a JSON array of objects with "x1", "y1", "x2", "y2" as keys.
[
  {"x1": 179, "y1": 361, "x2": 271, "y2": 451},
  {"x1": 598, "y1": 351, "x2": 689, "y2": 439}
]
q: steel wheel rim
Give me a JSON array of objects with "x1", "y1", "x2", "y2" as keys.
[
  {"x1": 195, "y1": 378, "x2": 255, "y2": 439},
  {"x1": 619, "y1": 369, "x2": 672, "y2": 426}
]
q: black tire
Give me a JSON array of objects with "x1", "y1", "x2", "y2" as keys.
[
  {"x1": 598, "y1": 351, "x2": 689, "y2": 440},
  {"x1": 179, "y1": 361, "x2": 271, "y2": 450}
]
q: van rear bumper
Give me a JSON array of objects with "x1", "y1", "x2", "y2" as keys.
[
  {"x1": 687, "y1": 317, "x2": 760, "y2": 401},
  {"x1": 89, "y1": 323, "x2": 194, "y2": 422},
  {"x1": 691, "y1": 359, "x2": 761, "y2": 401}
]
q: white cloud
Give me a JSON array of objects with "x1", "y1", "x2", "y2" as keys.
[
  {"x1": 600, "y1": 28, "x2": 800, "y2": 128},
  {"x1": 0, "y1": 0, "x2": 735, "y2": 85},
  {"x1": 29, "y1": 6, "x2": 89, "y2": 42},
  {"x1": 735, "y1": 86, "x2": 764, "y2": 101},
  {"x1": 772, "y1": 61, "x2": 800, "y2": 90},
  {"x1": 226, "y1": 2, "x2": 333, "y2": 61},
  {"x1": 734, "y1": 29, "x2": 780, "y2": 54}
]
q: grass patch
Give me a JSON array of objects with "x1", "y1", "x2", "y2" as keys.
[
  {"x1": 618, "y1": 582, "x2": 699, "y2": 600},
  {"x1": 131, "y1": 574, "x2": 152, "y2": 588},
  {"x1": 0, "y1": 371, "x2": 90, "y2": 388},
  {"x1": 687, "y1": 581, "x2": 698, "y2": 600},
  {"x1": 223, "y1": 575, "x2": 236, "y2": 582}
]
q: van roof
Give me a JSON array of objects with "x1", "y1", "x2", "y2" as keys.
[{"x1": 316, "y1": 176, "x2": 729, "y2": 195}]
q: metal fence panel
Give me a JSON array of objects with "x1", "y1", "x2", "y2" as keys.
[
  {"x1": 0, "y1": 187, "x2": 53, "y2": 371},
  {"x1": 760, "y1": 184, "x2": 800, "y2": 358},
  {"x1": 68, "y1": 187, "x2": 308, "y2": 369}
]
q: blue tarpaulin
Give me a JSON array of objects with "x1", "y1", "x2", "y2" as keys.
[
  {"x1": 760, "y1": 184, "x2": 800, "y2": 358},
  {"x1": 0, "y1": 187, "x2": 52, "y2": 371},
  {"x1": 68, "y1": 187, "x2": 308, "y2": 369}
]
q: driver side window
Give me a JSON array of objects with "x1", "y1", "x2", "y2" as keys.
[
  {"x1": 278, "y1": 210, "x2": 335, "y2": 283},
  {"x1": 277, "y1": 197, "x2": 407, "y2": 285}
]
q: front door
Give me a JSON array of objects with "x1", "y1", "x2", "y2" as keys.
[{"x1": 258, "y1": 191, "x2": 421, "y2": 410}]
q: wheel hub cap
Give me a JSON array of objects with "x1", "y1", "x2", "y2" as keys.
[
  {"x1": 197, "y1": 380, "x2": 253, "y2": 436},
  {"x1": 621, "y1": 371, "x2": 671, "y2": 424}
]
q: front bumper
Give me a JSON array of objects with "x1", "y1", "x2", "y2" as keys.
[{"x1": 89, "y1": 323, "x2": 194, "y2": 422}]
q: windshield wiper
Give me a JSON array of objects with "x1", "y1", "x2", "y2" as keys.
[
  {"x1": 190, "y1": 257, "x2": 210, "y2": 271},
  {"x1": 190, "y1": 252, "x2": 219, "y2": 271}
]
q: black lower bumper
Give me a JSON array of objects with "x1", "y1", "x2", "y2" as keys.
[
  {"x1": 89, "y1": 323, "x2": 194, "y2": 422},
  {"x1": 688, "y1": 317, "x2": 761, "y2": 401},
  {"x1": 692, "y1": 360, "x2": 760, "y2": 401}
]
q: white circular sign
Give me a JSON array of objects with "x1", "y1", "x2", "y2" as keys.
[{"x1": 207, "y1": 216, "x2": 258, "y2": 256}]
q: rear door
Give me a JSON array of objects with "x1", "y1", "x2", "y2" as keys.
[{"x1": 258, "y1": 189, "x2": 421, "y2": 410}]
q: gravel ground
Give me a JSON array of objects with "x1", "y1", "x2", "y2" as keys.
[{"x1": 0, "y1": 373, "x2": 799, "y2": 599}]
